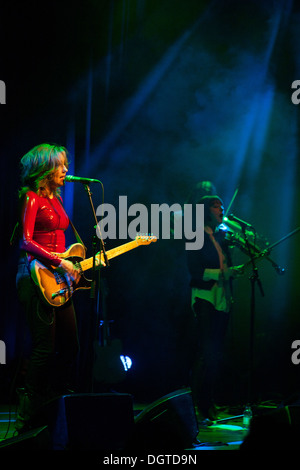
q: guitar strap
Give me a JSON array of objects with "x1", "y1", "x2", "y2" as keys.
[
  {"x1": 10, "y1": 218, "x2": 86, "y2": 255},
  {"x1": 10, "y1": 197, "x2": 87, "y2": 262},
  {"x1": 68, "y1": 218, "x2": 87, "y2": 253},
  {"x1": 10, "y1": 195, "x2": 86, "y2": 315},
  {"x1": 10, "y1": 221, "x2": 20, "y2": 246},
  {"x1": 54, "y1": 196, "x2": 87, "y2": 253}
]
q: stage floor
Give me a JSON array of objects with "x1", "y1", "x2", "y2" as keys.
[{"x1": 0, "y1": 401, "x2": 278, "y2": 451}]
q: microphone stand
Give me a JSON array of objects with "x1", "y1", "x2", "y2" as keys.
[
  {"x1": 242, "y1": 226, "x2": 264, "y2": 412},
  {"x1": 213, "y1": 227, "x2": 264, "y2": 429},
  {"x1": 83, "y1": 184, "x2": 109, "y2": 392},
  {"x1": 241, "y1": 227, "x2": 300, "y2": 421},
  {"x1": 214, "y1": 226, "x2": 300, "y2": 428}
]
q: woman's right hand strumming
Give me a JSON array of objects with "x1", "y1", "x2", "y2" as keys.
[{"x1": 58, "y1": 259, "x2": 80, "y2": 284}]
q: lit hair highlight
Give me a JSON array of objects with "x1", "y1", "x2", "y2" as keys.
[{"x1": 19, "y1": 143, "x2": 69, "y2": 198}]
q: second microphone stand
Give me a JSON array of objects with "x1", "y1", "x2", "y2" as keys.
[
  {"x1": 242, "y1": 227, "x2": 264, "y2": 410},
  {"x1": 217, "y1": 226, "x2": 299, "y2": 427}
]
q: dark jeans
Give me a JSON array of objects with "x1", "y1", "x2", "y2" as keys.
[
  {"x1": 190, "y1": 298, "x2": 229, "y2": 417},
  {"x1": 16, "y1": 260, "x2": 79, "y2": 402}
]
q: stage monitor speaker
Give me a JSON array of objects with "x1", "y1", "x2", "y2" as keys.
[
  {"x1": 129, "y1": 388, "x2": 198, "y2": 450},
  {"x1": 0, "y1": 426, "x2": 50, "y2": 450},
  {"x1": 240, "y1": 405, "x2": 300, "y2": 450},
  {"x1": 36, "y1": 393, "x2": 135, "y2": 450}
]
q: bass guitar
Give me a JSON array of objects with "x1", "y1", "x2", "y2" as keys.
[{"x1": 30, "y1": 235, "x2": 157, "y2": 307}]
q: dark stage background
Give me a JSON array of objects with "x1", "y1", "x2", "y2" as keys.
[{"x1": 1, "y1": 0, "x2": 300, "y2": 406}]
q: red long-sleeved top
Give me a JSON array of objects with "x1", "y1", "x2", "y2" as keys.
[{"x1": 20, "y1": 191, "x2": 69, "y2": 267}]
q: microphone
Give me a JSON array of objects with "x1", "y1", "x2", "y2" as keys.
[
  {"x1": 227, "y1": 214, "x2": 255, "y2": 230},
  {"x1": 65, "y1": 175, "x2": 100, "y2": 184}
]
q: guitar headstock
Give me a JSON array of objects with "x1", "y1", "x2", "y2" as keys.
[{"x1": 135, "y1": 234, "x2": 157, "y2": 245}]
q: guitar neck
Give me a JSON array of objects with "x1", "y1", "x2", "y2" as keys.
[{"x1": 79, "y1": 239, "x2": 140, "y2": 272}]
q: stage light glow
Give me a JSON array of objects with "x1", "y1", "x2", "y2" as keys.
[
  {"x1": 212, "y1": 423, "x2": 244, "y2": 432},
  {"x1": 120, "y1": 355, "x2": 132, "y2": 371}
]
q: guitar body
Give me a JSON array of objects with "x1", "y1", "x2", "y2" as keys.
[
  {"x1": 30, "y1": 236, "x2": 157, "y2": 307},
  {"x1": 30, "y1": 243, "x2": 91, "y2": 307}
]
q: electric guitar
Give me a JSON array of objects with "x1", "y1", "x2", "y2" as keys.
[{"x1": 30, "y1": 235, "x2": 157, "y2": 307}]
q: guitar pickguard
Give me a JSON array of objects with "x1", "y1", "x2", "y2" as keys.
[{"x1": 31, "y1": 254, "x2": 91, "y2": 307}]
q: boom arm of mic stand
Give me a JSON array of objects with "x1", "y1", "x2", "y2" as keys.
[
  {"x1": 254, "y1": 226, "x2": 300, "y2": 275},
  {"x1": 248, "y1": 249, "x2": 285, "y2": 275},
  {"x1": 267, "y1": 227, "x2": 300, "y2": 251},
  {"x1": 84, "y1": 183, "x2": 109, "y2": 267},
  {"x1": 241, "y1": 226, "x2": 265, "y2": 297}
]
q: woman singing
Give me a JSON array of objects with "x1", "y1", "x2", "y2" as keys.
[{"x1": 15, "y1": 143, "x2": 81, "y2": 433}]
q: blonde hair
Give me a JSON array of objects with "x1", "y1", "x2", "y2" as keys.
[{"x1": 19, "y1": 143, "x2": 69, "y2": 198}]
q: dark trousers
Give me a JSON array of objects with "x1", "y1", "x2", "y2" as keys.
[
  {"x1": 16, "y1": 261, "x2": 79, "y2": 402},
  {"x1": 190, "y1": 298, "x2": 229, "y2": 417}
]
